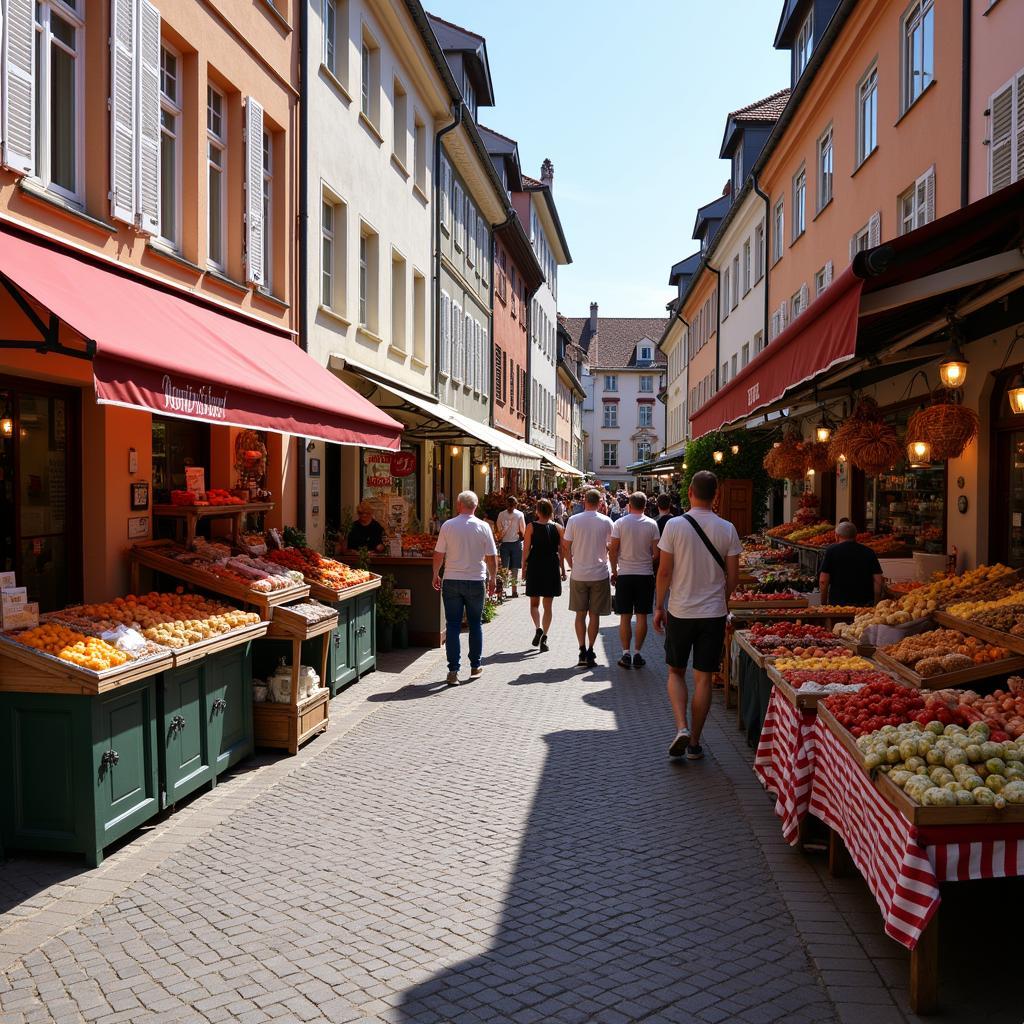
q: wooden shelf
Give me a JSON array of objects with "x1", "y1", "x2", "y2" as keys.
[
  {"x1": 152, "y1": 501, "x2": 274, "y2": 547},
  {"x1": 253, "y1": 687, "x2": 329, "y2": 753},
  {"x1": 266, "y1": 604, "x2": 339, "y2": 641},
  {"x1": 873, "y1": 647, "x2": 1024, "y2": 690},
  {"x1": 933, "y1": 610, "x2": 1024, "y2": 656},
  {"x1": 308, "y1": 575, "x2": 382, "y2": 604},
  {"x1": 168, "y1": 620, "x2": 270, "y2": 667}
]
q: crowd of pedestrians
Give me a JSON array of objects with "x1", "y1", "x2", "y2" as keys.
[{"x1": 430, "y1": 474, "x2": 739, "y2": 761}]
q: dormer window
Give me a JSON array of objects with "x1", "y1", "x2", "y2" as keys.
[
  {"x1": 639, "y1": 345, "x2": 653, "y2": 362},
  {"x1": 795, "y1": 10, "x2": 813, "y2": 79},
  {"x1": 462, "y1": 71, "x2": 476, "y2": 120},
  {"x1": 732, "y1": 138, "x2": 744, "y2": 196}
]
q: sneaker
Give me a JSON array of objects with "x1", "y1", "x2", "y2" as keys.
[
  {"x1": 539, "y1": 635, "x2": 549, "y2": 653},
  {"x1": 632, "y1": 653, "x2": 646, "y2": 668},
  {"x1": 532, "y1": 627, "x2": 544, "y2": 647},
  {"x1": 617, "y1": 653, "x2": 633, "y2": 669},
  {"x1": 685, "y1": 744, "x2": 704, "y2": 761},
  {"x1": 577, "y1": 647, "x2": 588, "y2": 668},
  {"x1": 446, "y1": 671, "x2": 460, "y2": 686},
  {"x1": 470, "y1": 666, "x2": 483, "y2": 679},
  {"x1": 586, "y1": 649, "x2": 598, "y2": 666},
  {"x1": 668, "y1": 728, "x2": 691, "y2": 759}
]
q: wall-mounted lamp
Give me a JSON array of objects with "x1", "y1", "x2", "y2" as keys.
[
  {"x1": 730, "y1": 444, "x2": 740, "y2": 455},
  {"x1": 451, "y1": 446, "x2": 460, "y2": 457},
  {"x1": 712, "y1": 450, "x2": 724, "y2": 464},
  {"x1": 815, "y1": 410, "x2": 834, "y2": 444},
  {"x1": 938, "y1": 315, "x2": 969, "y2": 389}
]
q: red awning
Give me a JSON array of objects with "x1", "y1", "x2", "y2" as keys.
[
  {"x1": 689, "y1": 265, "x2": 864, "y2": 438},
  {"x1": 0, "y1": 228, "x2": 402, "y2": 449}
]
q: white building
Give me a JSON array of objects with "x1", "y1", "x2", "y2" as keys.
[{"x1": 567, "y1": 306, "x2": 667, "y2": 489}]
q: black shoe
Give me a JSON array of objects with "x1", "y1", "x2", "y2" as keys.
[
  {"x1": 539, "y1": 635, "x2": 549, "y2": 653},
  {"x1": 632, "y1": 653, "x2": 646, "y2": 668},
  {"x1": 617, "y1": 653, "x2": 633, "y2": 669},
  {"x1": 586, "y1": 648, "x2": 597, "y2": 666},
  {"x1": 577, "y1": 647, "x2": 588, "y2": 668},
  {"x1": 532, "y1": 627, "x2": 543, "y2": 647}
]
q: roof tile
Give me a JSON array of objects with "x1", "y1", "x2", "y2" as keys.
[
  {"x1": 729, "y1": 88, "x2": 790, "y2": 122},
  {"x1": 562, "y1": 316, "x2": 667, "y2": 369}
]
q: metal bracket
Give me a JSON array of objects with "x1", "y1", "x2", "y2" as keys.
[{"x1": 0, "y1": 272, "x2": 96, "y2": 360}]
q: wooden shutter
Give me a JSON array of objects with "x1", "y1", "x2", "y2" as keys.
[
  {"x1": 467, "y1": 204, "x2": 476, "y2": 265},
  {"x1": 110, "y1": 0, "x2": 137, "y2": 223},
  {"x1": 824, "y1": 260, "x2": 833, "y2": 288},
  {"x1": 440, "y1": 292, "x2": 450, "y2": 376},
  {"x1": 1, "y1": 0, "x2": 34, "y2": 174},
  {"x1": 481, "y1": 323, "x2": 489, "y2": 397},
  {"x1": 849, "y1": 232, "x2": 857, "y2": 263},
  {"x1": 990, "y1": 81, "x2": 1014, "y2": 193},
  {"x1": 923, "y1": 166, "x2": 936, "y2": 224},
  {"x1": 868, "y1": 210, "x2": 881, "y2": 246},
  {"x1": 440, "y1": 157, "x2": 449, "y2": 225},
  {"x1": 779, "y1": 299, "x2": 788, "y2": 331},
  {"x1": 799, "y1": 282, "x2": 809, "y2": 312},
  {"x1": 136, "y1": 0, "x2": 161, "y2": 234},
  {"x1": 1016, "y1": 71, "x2": 1024, "y2": 182},
  {"x1": 245, "y1": 96, "x2": 265, "y2": 284}
]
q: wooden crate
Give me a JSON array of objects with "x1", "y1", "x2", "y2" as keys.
[
  {"x1": 767, "y1": 665, "x2": 830, "y2": 712},
  {"x1": 307, "y1": 575, "x2": 382, "y2": 604},
  {"x1": 266, "y1": 604, "x2": 339, "y2": 641},
  {"x1": 729, "y1": 597, "x2": 809, "y2": 610},
  {"x1": 168, "y1": 620, "x2": 270, "y2": 667},
  {"x1": 933, "y1": 610, "x2": 1024, "y2": 656},
  {"x1": 253, "y1": 688, "x2": 329, "y2": 753},
  {"x1": 873, "y1": 648, "x2": 1024, "y2": 691}
]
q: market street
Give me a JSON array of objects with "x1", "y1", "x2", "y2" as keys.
[{"x1": 0, "y1": 595, "x2": 1016, "y2": 1024}]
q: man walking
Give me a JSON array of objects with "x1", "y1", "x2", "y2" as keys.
[
  {"x1": 496, "y1": 495, "x2": 527, "y2": 598},
  {"x1": 563, "y1": 488, "x2": 613, "y2": 668},
  {"x1": 609, "y1": 492, "x2": 661, "y2": 668},
  {"x1": 432, "y1": 491, "x2": 498, "y2": 685},
  {"x1": 819, "y1": 520, "x2": 884, "y2": 607},
  {"x1": 654, "y1": 471, "x2": 741, "y2": 760},
  {"x1": 655, "y1": 493, "x2": 675, "y2": 536}
]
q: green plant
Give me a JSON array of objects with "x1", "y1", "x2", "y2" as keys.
[
  {"x1": 339, "y1": 505, "x2": 355, "y2": 540},
  {"x1": 376, "y1": 573, "x2": 398, "y2": 624},
  {"x1": 283, "y1": 525, "x2": 307, "y2": 549},
  {"x1": 679, "y1": 431, "x2": 773, "y2": 531},
  {"x1": 481, "y1": 595, "x2": 498, "y2": 623},
  {"x1": 323, "y1": 525, "x2": 341, "y2": 556},
  {"x1": 354, "y1": 546, "x2": 372, "y2": 572},
  {"x1": 495, "y1": 567, "x2": 512, "y2": 601}
]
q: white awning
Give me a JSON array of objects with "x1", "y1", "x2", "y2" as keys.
[{"x1": 543, "y1": 451, "x2": 585, "y2": 477}]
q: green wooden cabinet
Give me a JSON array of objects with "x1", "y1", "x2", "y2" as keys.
[
  {"x1": 355, "y1": 592, "x2": 376, "y2": 676},
  {"x1": 325, "y1": 600, "x2": 357, "y2": 695},
  {"x1": 0, "y1": 678, "x2": 160, "y2": 867},
  {"x1": 206, "y1": 646, "x2": 254, "y2": 773}
]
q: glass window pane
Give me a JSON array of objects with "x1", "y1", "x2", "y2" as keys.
[
  {"x1": 209, "y1": 165, "x2": 222, "y2": 263},
  {"x1": 160, "y1": 129, "x2": 176, "y2": 243},
  {"x1": 50, "y1": 40, "x2": 76, "y2": 190}
]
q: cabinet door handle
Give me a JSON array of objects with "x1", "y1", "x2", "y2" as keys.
[
  {"x1": 170, "y1": 714, "x2": 186, "y2": 734},
  {"x1": 100, "y1": 749, "x2": 120, "y2": 768},
  {"x1": 212, "y1": 698, "x2": 227, "y2": 713}
]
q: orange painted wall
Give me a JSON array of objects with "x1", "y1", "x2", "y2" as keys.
[
  {"x1": 968, "y1": 0, "x2": 1024, "y2": 203},
  {"x1": 762, "y1": 0, "x2": 964, "y2": 318}
]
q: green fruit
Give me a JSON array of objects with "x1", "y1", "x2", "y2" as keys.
[
  {"x1": 905, "y1": 756, "x2": 925, "y2": 770},
  {"x1": 955, "y1": 790, "x2": 976, "y2": 806},
  {"x1": 926, "y1": 721, "x2": 946, "y2": 736},
  {"x1": 926, "y1": 748, "x2": 945, "y2": 765},
  {"x1": 973, "y1": 787, "x2": 997, "y2": 805},
  {"x1": 988, "y1": 774, "x2": 1007, "y2": 793},
  {"x1": 968, "y1": 721, "x2": 990, "y2": 741},
  {"x1": 965, "y1": 744, "x2": 983, "y2": 763},
  {"x1": 986, "y1": 758, "x2": 1008, "y2": 775},
  {"x1": 1001, "y1": 781, "x2": 1024, "y2": 804},
  {"x1": 922, "y1": 787, "x2": 957, "y2": 806},
  {"x1": 944, "y1": 748, "x2": 968, "y2": 767}
]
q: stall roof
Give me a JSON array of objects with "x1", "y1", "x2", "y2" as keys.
[
  {"x1": 543, "y1": 451, "x2": 584, "y2": 478},
  {"x1": 0, "y1": 226, "x2": 402, "y2": 449}
]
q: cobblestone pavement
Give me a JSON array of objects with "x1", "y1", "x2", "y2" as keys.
[{"x1": 0, "y1": 596, "x2": 1018, "y2": 1024}]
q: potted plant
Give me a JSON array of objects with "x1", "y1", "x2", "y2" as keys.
[
  {"x1": 392, "y1": 603, "x2": 409, "y2": 649},
  {"x1": 375, "y1": 573, "x2": 397, "y2": 653}
]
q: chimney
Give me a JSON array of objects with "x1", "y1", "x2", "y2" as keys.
[
  {"x1": 589, "y1": 302, "x2": 598, "y2": 335},
  {"x1": 541, "y1": 158, "x2": 554, "y2": 191}
]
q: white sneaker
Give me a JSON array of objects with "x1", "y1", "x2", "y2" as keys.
[{"x1": 668, "y1": 728, "x2": 691, "y2": 759}]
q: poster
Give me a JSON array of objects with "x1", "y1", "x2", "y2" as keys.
[
  {"x1": 185, "y1": 466, "x2": 206, "y2": 501},
  {"x1": 362, "y1": 448, "x2": 418, "y2": 514}
]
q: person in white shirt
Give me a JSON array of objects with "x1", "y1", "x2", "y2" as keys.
[
  {"x1": 495, "y1": 496, "x2": 527, "y2": 598},
  {"x1": 609, "y1": 492, "x2": 661, "y2": 670},
  {"x1": 562, "y1": 488, "x2": 613, "y2": 668},
  {"x1": 654, "y1": 471, "x2": 741, "y2": 761},
  {"x1": 432, "y1": 491, "x2": 498, "y2": 686}
]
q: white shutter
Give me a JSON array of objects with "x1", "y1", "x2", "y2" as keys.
[
  {"x1": 456, "y1": 304, "x2": 464, "y2": 383},
  {"x1": 824, "y1": 260, "x2": 833, "y2": 287},
  {"x1": 1, "y1": 0, "x2": 34, "y2": 174},
  {"x1": 769, "y1": 310, "x2": 779, "y2": 341},
  {"x1": 245, "y1": 96, "x2": 265, "y2": 285},
  {"x1": 474, "y1": 320, "x2": 481, "y2": 393},
  {"x1": 481, "y1": 323, "x2": 489, "y2": 397},
  {"x1": 110, "y1": 0, "x2": 137, "y2": 223},
  {"x1": 779, "y1": 299, "x2": 788, "y2": 330},
  {"x1": 452, "y1": 303, "x2": 460, "y2": 382},
  {"x1": 136, "y1": 0, "x2": 161, "y2": 234},
  {"x1": 849, "y1": 233, "x2": 857, "y2": 263},
  {"x1": 868, "y1": 210, "x2": 881, "y2": 246},
  {"x1": 440, "y1": 292, "x2": 450, "y2": 376},
  {"x1": 990, "y1": 82, "x2": 1014, "y2": 193},
  {"x1": 923, "y1": 166, "x2": 936, "y2": 224},
  {"x1": 1015, "y1": 71, "x2": 1024, "y2": 182},
  {"x1": 467, "y1": 204, "x2": 476, "y2": 265},
  {"x1": 440, "y1": 158, "x2": 449, "y2": 225},
  {"x1": 799, "y1": 283, "x2": 809, "y2": 312}
]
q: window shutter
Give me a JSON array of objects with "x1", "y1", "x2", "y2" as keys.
[
  {"x1": 481, "y1": 323, "x2": 489, "y2": 397},
  {"x1": 440, "y1": 292, "x2": 450, "y2": 376},
  {"x1": 849, "y1": 233, "x2": 857, "y2": 264},
  {"x1": 441, "y1": 158, "x2": 449, "y2": 224},
  {"x1": 799, "y1": 282, "x2": 809, "y2": 310},
  {"x1": 824, "y1": 260, "x2": 833, "y2": 288},
  {"x1": 452, "y1": 303, "x2": 460, "y2": 382},
  {"x1": 923, "y1": 166, "x2": 936, "y2": 224},
  {"x1": 1016, "y1": 71, "x2": 1024, "y2": 182},
  {"x1": 868, "y1": 210, "x2": 881, "y2": 247},
  {"x1": 245, "y1": 96, "x2": 265, "y2": 284},
  {"x1": 110, "y1": 0, "x2": 137, "y2": 224},
  {"x1": 780, "y1": 299, "x2": 788, "y2": 330},
  {"x1": 467, "y1": 205, "x2": 476, "y2": 264},
  {"x1": 990, "y1": 82, "x2": 1014, "y2": 192},
  {"x1": 1, "y1": 0, "x2": 35, "y2": 174},
  {"x1": 136, "y1": 0, "x2": 161, "y2": 234}
]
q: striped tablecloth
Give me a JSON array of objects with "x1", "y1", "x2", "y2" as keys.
[
  {"x1": 754, "y1": 688, "x2": 817, "y2": 845},
  {"x1": 808, "y1": 717, "x2": 1024, "y2": 949}
]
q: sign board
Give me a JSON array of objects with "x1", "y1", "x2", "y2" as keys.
[
  {"x1": 185, "y1": 466, "x2": 206, "y2": 501},
  {"x1": 128, "y1": 516, "x2": 150, "y2": 539},
  {"x1": 394, "y1": 588, "x2": 411, "y2": 606}
]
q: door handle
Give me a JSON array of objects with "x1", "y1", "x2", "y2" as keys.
[
  {"x1": 212, "y1": 698, "x2": 227, "y2": 714},
  {"x1": 170, "y1": 714, "x2": 186, "y2": 734},
  {"x1": 100, "y1": 749, "x2": 120, "y2": 769}
]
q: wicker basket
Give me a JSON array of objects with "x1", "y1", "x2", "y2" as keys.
[
  {"x1": 767, "y1": 432, "x2": 807, "y2": 480},
  {"x1": 845, "y1": 419, "x2": 903, "y2": 475},
  {"x1": 804, "y1": 441, "x2": 835, "y2": 473},
  {"x1": 905, "y1": 400, "x2": 978, "y2": 460}
]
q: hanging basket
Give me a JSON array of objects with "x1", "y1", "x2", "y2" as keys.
[
  {"x1": 905, "y1": 400, "x2": 978, "y2": 461},
  {"x1": 845, "y1": 419, "x2": 903, "y2": 475},
  {"x1": 765, "y1": 432, "x2": 807, "y2": 481},
  {"x1": 803, "y1": 441, "x2": 835, "y2": 474}
]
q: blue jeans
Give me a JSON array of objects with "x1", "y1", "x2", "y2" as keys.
[{"x1": 442, "y1": 579, "x2": 486, "y2": 672}]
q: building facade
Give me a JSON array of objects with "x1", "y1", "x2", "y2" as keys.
[{"x1": 556, "y1": 316, "x2": 585, "y2": 472}]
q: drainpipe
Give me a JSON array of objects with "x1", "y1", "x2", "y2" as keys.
[
  {"x1": 434, "y1": 102, "x2": 463, "y2": 399},
  {"x1": 679, "y1": 314, "x2": 690, "y2": 443},
  {"x1": 960, "y1": 0, "x2": 971, "y2": 208},
  {"x1": 296, "y1": 0, "x2": 308, "y2": 533},
  {"x1": 705, "y1": 262, "x2": 721, "y2": 391},
  {"x1": 752, "y1": 171, "x2": 771, "y2": 348}
]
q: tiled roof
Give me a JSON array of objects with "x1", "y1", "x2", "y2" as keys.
[
  {"x1": 729, "y1": 88, "x2": 790, "y2": 122},
  {"x1": 562, "y1": 316, "x2": 667, "y2": 369},
  {"x1": 521, "y1": 174, "x2": 547, "y2": 191}
]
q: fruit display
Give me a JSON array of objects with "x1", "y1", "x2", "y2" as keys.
[
  {"x1": 731, "y1": 588, "x2": 804, "y2": 603},
  {"x1": 277, "y1": 601, "x2": 338, "y2": 626},
  {"x1": 774, "y1": 655, "x2": 876, "y2": 672},
  {"x1": 744, "y1": 622, "x2": 848, "y2": 656},
  {"x1": 881, "y1": 628, "x2": 1012, "y2": 676},
  {"x1": 945, "y1": 591, "x2": 1024, "y2": 636},
  {"x1": 160, "y1": 543, "x2": 304, "y2": 594},
  {"x1": 854, "y1": 719, "x2": 1024, "y2": 807},
  {"x1": 401, "y1": 533, "x2": 437, "y2": 554},
  {"x1": 766, "y1": 522, "x2": 802, "y2": 538},
  {"x1": 920, "y1": 684, "x2": 1024, "y2": 740},
  {"x1": 823, "y1": 678, "x2": 925, "y2": 736},
  {"x1": 887, "y1": 581, "x2": 926, "y2": 595},
  {"x1": 746, "y1": 576, "x2": 818, "y2": 594},
  {"x1": 783, "y1": 668, "x2": 893, "y2": 689},
  {"x1": 785, "y1": 524, "x2": 834, "y2": 543},
  {"x1": 168, "y1": 489, "x2": 244, "y2": 507},
  {"x1": 267, "y1": 547, "x2": 376, "y2": 591},
  {"x1": 9, "y1": 624, "x2": 131, "y2": 671}
]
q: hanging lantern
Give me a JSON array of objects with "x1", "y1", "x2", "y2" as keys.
[
  {"x1": 938, "y1": 342, "x2": 969, "y2": 389},
  {"x1": 712, "y1": 450, "x2": 724, "y2": 464},
  {"x1": 815, "y1": 411, "x2": 833, "y2": 444},
  {"x1": 682, "y1": 462, "x2": 687, "y2": 470},
  {"x1": 907, "y1": 439, "x2": 932, "y2": 467},
  {"x1": 730, "y1": 444, "x2": 740, "y2": 455},
  {"x1": 451, "y1": 446, "x2": 460, "y2": 456},
  {"x1": 806, "y1": 467, "x2": 815, "y2": 477},
  {"x1": 0, "y1": 416, "x2": 11, "y2": 439},
  {"x1": 1009, "y1": 372, "x2": 1024, "y2": 415}
]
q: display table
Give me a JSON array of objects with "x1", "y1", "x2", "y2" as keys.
[
  {"x1": 340, "y1": 554, "x2": 442, "y2": 648},
  {"x1": 152, "y1": 501, "x2": 274, "y2": 548},
  {"x1": 730, "y1": 632, "x2": 772, "y2": 747}
]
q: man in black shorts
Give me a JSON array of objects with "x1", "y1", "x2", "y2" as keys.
[
  {"x1": 654, "y1": 471, "x2": 741, "y2": 760},
  {"x1": 609, "y1": 492, "x2": 661, "y2": 668}
]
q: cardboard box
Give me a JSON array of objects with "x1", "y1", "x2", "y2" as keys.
[
  {"x1": 2, "y1": 602, "x2": 39, "y2": 631},
  {"x1": 1, "y1": 587, "x2": 28, "y2": 610},
  {"x1": 0, "y1": 572, "x2": 16, "y2": 590}
]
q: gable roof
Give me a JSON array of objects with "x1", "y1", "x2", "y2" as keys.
[
  {"x1": 730, "y1": 88, "x2": 790, "y2": 123},
  {"x1": 669, "y1": 251, "x2": 702, "y2": 287},
  {"x1": 479, "y1": 124, "x2": 524, "y2": 192},
  {"x1": 562, "y1": 316, "x2": 667, "y2": 370},
  {"x1": 426, "y1": 12, "x2": 495, "y2": 107}
]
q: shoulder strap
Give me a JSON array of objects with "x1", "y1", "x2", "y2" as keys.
[{"x1": 682, "y1": 513, "x2": 727, "y2": 575}]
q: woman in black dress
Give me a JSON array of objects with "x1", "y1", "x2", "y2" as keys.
[{"x1": 522, "y1": 498, "x2": 566, "y2": 653}]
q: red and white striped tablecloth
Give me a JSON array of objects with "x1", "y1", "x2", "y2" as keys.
[
  {"x1": 754, "y1": 688, "x2": 817, "y2": 845},
  {"x1": 808, "y1": 717, "x2": 1024, "y2": 949}
]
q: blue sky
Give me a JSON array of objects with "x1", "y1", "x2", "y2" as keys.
[{"x1": 429, "y1": 0, "x2": 789, "y2": 319}]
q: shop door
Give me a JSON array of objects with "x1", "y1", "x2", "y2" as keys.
[
  {"x1": 0, "y1": 381, "x2": 81, "y2": 611},
  {"x1": 718, "y1": 479, "x2": 753, "y2": 537},
  {"x1": 993, "y1": 430, "x2": 1024, "y2": 567}
]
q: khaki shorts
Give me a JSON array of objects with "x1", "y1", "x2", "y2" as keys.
[{"x1": 569, "y1": 577, "x2": 612, "y2": 615}]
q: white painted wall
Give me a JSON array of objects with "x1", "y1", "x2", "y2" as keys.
[{"x1": 528, "y1": 194, "x2": 557, "y2": 453}]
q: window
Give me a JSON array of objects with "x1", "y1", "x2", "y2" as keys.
[
  {"x1": 815, "y1": 266, "x2": 827, "y2": 296},
  {"x1": 754, "y1": 330, "x2": 764, "y2": 354},
  {"x1": 792, "y1": 167, "x2": 806, "y2": 240},
  {"x1": 902, "y1": 0, "x2": 934, "y2": 112},
  {"x1": 320, "y1": 192, "x2": 346, "y2": 313},
  {"x1": 602, "y1": 442, "x2": 618, "y2": 467},
  {"x1": 731, "y1": 255, "x2": 740, "y2": 309},
  {"x1": 30, "y1": 0, "x2": 84, "y2": 201},
  {"x1": 988, "y1": 71, "x2": 1024, "y2": 194},
  {"x1": 791, "y1": 284, "x2": 808, "y2": 318},
  {"x1": 262, "y1": 131, "x2": 273, "y2": 291},
  {"x1": 742, "y1": 239, "x2": 751, "y2": 294},
  {"x1": 390, "y1": 250, "x2": 407, "y2": 351},
  {"x1": 636, "y1": 441, "x2": 652, "y2": 462},
  {"x1": 604, "y1": 375, "x2": 618, "y2": 392},
  {"x1": 857, "y1": 64, "x2": 878, "y2": 166},
  {"x1": 795, "y1": 10, "x2": 814, "y2": 78},
  {"x1": 206, "y1": 85, "x2": 226, "y2": 269},
  {"x1": 462, "y1": 70, "x2": 476, "y2": 120},
  {"x1": 360, "y1": 28, "x2": 380, "y2": 126},
  {"x1": 721, "y1": 268, "x2": 731, "y2": 318},
  {"x1": 732, "y1": 137, "x2": 744, "y2": 196},
  {"x1": 466, "y1": 202, "x2": 476, "y2": 267},
  {"x1": 731, "y1": 353, "x2": 738, "y2": 379},
  {"x1": 850, "y1": 211, "x2": 881, "y2": 259},
  {"x1": 640, "y1": 345, "x2": 652, "y2": 361},
  {"x1": 323, "y1": 0, "x2": 346, "y2": 80},
  {"x1": 453, "y1": 182, "x2": 465, "y2": 251},
  {"x1": 358, "y1": 224, "x2": 379, "y2": 331},
  {"x1": 638, "y1": 404, "x2": 653, "y2": 428},
  {"x1": 817, "y1": 125, "x2": 833, "y2": 210},
  {"x1": 721, "y1": 362, "x2": 729, "y2": 386},
  {"x1": 741, "y1": 343, "x2": 750, "y2": 367},
  {"x1": 899, "y1": 167, "x2": 935, "y2": 234},
  {"x1": 412, "y1": 271, "x2": 426, "y2": 363},
  {"x1": 754, "y1": 221, "x2": 765, "y2": 281},
  {"x1": 603, "y1": 403, "x2": 618, "y2": 428},
  {"x1": 159, "y1": 45, "x2": 181, "y2": 247},
  {"x1": 772, "y1": 200, "x2": 784, "y2": 262},
  {"x1": 392, "y1": 78, "x2": 407, "y2": 167},
  {"x1": 413, "y1": 114, "x2": 427, "y2": 194},
  {"x1": 639, "y1": 375, "x2": 653, "y2": 393}
]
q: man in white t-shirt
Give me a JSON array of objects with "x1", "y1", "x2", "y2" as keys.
[
  {"x1": 495, "y1": 496, "x2": 527, "y2": 598},
  {"x1": 654, "y1": 471, "x2": 741, "y2": 761},
  {"x1": 609, "y1": 492, "x2": 661, "y2": 670},
  {"x1": 562, "y1": 489, "x2": 613, "y2": 668},
  {"x1": 432, "y1": 491, "x2": 498, "y2": 685}
]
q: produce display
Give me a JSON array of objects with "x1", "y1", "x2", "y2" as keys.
[
  {"x1": 168, "y1": 489, "x2": 245, "y2": 507},
  {"x1": 744, "y1": 622, "x2": 848, "y2": 656},
  {"x1": 882, "y1": 628, "x2": 1013, "y2": 676},
  {"x1": 784, "y1": 524, "x2": 834, "y2": 543},
  {"x1": 766, "y1": 522, "x2": 802, "y2": 538},
  {"x1": 267, "y1": 547, "x2": 376, "y2": 592},
  {"x1": 920, "y1": 683, "x2": 1024, "y2": 741},
  {"x1": 855, "y1": 720, "x2": 1024, "y2": 807},
  {"x1": 278, "y1": 601, "x2": 337, "y2": 626},
  {"x1": 945, "y1": 591, "x2": 1024, "y2": 636},
  {"x1": 401, "y1": 533, "x2": 437, "y2": 554},
  {"x1": 745, "y1": 576, "x2": 819, "y2": 594},
  {"x1": 731, "y1": 588, "x2": 804, "y2": 603},
  {"x1": 774, "y1": 655, "x2": 875, "y2": 672},
  {"x1": 8, "y1": 624, "x2": 132, "y2": 671},
  {"x1": 783, "y1": 668, "x2": 894, "y2": 689},
  {"x1": 158, "y1": 543, "x2": 304, "y2": 594},
  {"x1": 823, "y1": 678, "x2": 925, "y2": 737}
]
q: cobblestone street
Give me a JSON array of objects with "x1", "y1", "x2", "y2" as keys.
[{"x1": 0, "y1": 597, "x2": 1018, "y2": 1024}]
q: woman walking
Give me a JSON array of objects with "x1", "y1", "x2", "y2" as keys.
[{"x1": 522, "y1": 498, "x2": 566, "y2": 653}]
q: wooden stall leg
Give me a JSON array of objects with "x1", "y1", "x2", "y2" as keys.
[
  {"x1": 290, "y1": 638, "x2": 301, "y2": 756},
  {"x1": 828, "y1": 829, "x2": 856, "y2": 878},
  {"x1": 909, "y1": 912, "x2": 939, "y2": 1015}
]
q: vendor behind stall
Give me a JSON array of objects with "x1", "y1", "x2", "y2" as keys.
[
  {"x1": 819, "y1": 521, "x2": 884, "y2": 607},
  {"x1": 347, "y1": 502, "x2": 387, "y2": 552}
]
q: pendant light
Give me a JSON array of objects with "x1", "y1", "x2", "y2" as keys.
[
  {"x1": 815, "y1": 410, "x2": 833, "y2": 444},
  {"x1": 0, "y1": 403, "x2": 12, "y2": 439},
  {"x1": 938, "y1": 328, "x2": 969, "y2": 389},
  {"x1": 907, "y1": 439, "x2": 932, "y2": 468},
  {"x1": 730, "y1": 444, "x2": 740, "y2": 455},
  {"x1": 1010, "y1": 372, "x2": 1024, "y2": 415}
]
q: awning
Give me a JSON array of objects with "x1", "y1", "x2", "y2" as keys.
[
  {"x1": 628, "y1": 443, "x2": 686, "y2": 475},
  {"x1": 690, "y1": 265, "x2": 864, "y2": 437},
  {"x1": 0, "y1": 227, "x2": 402, "y2": 449},
  {"x1": 333, "y1": 362, "x2": 543, "y2": 471},
  {"x1": 542, "y1": 451, "x2": 584, "y2": 478}
]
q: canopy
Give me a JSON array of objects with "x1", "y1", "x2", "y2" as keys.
[
  {"x1": 0, "y1": 227, "x2": 402, "y2": 449},
  {"x1": 542, "y1": 451, "x2": 584, "y2": 478}
]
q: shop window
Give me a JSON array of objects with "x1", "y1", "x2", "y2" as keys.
[{"x1": 152, "y1": 416, "x2": 211, "y2": 506}]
